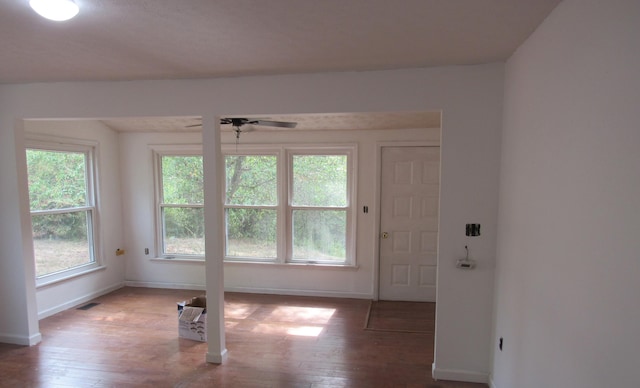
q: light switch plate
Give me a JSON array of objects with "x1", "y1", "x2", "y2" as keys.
[{"x1": 465, "y1": 223, "x2": 481, "y2": 236}]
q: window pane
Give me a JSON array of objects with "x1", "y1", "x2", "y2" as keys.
[
  {"x1": 226, "y1": 208, "x2": 277, "y2": 258},
  {"x1": 292, "y1": 155, "x2": 347, "y2": 207},
  {"x1": 162, "y1": 156, "x2": 203, "y2": 204},
  {"x1": 163, "y1": 207, "x2": 205, "y2": 255},
  {"x1": 27, "y1": 149, "x2": 87, "y2": 210},
  {"x1": 292, "y1": 210, "x2": 346, "y2": 261},
  {"x1": 225, "y1": 155, "x2": 277, "y2": 206},
  {"x1": 32, "y1": 212, "x2": 93, "y2": 277}
]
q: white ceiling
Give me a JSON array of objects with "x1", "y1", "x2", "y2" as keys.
[{"x1": 0, "y1": 0, "x2": 561, "y2": 84}]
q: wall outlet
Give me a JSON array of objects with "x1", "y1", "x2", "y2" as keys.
[{"x1": 144, "y1": 248, "x2": 149, "y2": 255}]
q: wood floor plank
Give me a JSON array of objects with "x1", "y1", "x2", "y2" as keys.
[{"x1": 0, "y1": 287, "x2": 487, "y2": 387}]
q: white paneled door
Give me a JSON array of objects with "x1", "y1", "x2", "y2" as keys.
[{"x1": 379, "y1": 146, "x2": 440, "y2": 301}]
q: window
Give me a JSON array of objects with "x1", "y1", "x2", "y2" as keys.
[
  {"x1": 26, "y1": 140, "x2": 99, "y2": 280},
  {"x1": 290, "y1": 154, "x2": 348, "y2": 263},
  {"x1": 225, "y1": 154, "x2": 278, "y2": 260},
  {"x1": 156, "y1": 151, "x2": 204, "y2": 258},
  {"x1": 224, "y1": 146, "x2": 356, "y2": 265}
]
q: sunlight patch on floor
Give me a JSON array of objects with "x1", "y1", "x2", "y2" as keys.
[
  {"x1": 224, "y1": 302, "x2": 260, "y2": 320},
  {"x1": 251, "y1": 323, "x2": 324, "y2": 337},
  {"x1": 286, "y1": 325, "x2": 324, "y2": 337},
  {"x1": 267, "y1": 306, "x2": 336, "y2": 325}
]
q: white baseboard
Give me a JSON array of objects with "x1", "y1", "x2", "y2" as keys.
[
  {"x1": 38, "y1": 282, "x2": 125, "y2": 320},
  {"x1": 224, "y1": 285, "x2": 371, "y2": 299},
  {"x1": 125, "y1": 281, "x2": 371, "y2": 300},
  {"x1": 0, "y1": 332, "x2": 42, "y2": 346},
  {"x1": 206, "y1": 348, "x2": 228, "y2": 364},
  {"x1": 432, "y1": 363, "x2": 489, "y2": 384},
  {"x1": 124, "y1": 280, "x2": 205, "y2": 291},
  {"x1": 489, "y1": 374, "x2": 498, "y2": 388}
]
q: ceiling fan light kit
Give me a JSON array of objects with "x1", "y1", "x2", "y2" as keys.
[{"x1": 30, "y1": 0, "x2": 79, "y2": 21}]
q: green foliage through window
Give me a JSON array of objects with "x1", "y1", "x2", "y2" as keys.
[
  {"x1": 223, "y1": 150, "x2": 352, "y2": 263},
  {"x1": 27, "y1": 149, "x2": 87, "y2": 211},
  {"x1": 226, "y1": 155, "x2": 277, "y2": 205},
  {"x1": 224, "y1": 155, "x2": 278, "y2": 259},
  {"x1": 293, "y1": 155, "x2": 347, "y2": 207},
  {"x1": 162, "y1": 156, "x2": 203, "y2": 204},
  {"x1": 226, "y1": 208, "x2": 277, "y2": 258},
  {"x1": 291, "y1": 155, "x2": 348, "y2": 262},
  {"x1": 26, "y1": 147, "x2": 95, "y2": 278},
  {"x1": 156, "y1": 149, "x2": 353, "y2": 263},
  {"x1": 292, "y1": 210, "x2": 346, "y2": 261},
  {"x1": 160, "y1": 155, "x2": 204, "y2": 256}
]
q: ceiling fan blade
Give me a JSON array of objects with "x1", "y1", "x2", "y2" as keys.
[
  {"x1": 250, "y1": 119, "x2": 297, "y2": 128},
  {"x1": 220, "y1": 117, "x2": 297, "y2": 128}
]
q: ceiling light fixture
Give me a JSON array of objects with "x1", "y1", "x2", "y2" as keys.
[{"x1": 29, "y1": 0, "x2": 79, "y2": 21}]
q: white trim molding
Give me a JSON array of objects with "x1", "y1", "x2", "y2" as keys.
[
  {"x1": 206, "y1": 348, "x2": 228, "y2": 364},
  {"x1": 37, "y1": 282, "x2": 124, "y2": 320},
  {"x1": 0, "y1": 332, "x2": 42, "y2": 346},
  {"x1": 432, "y1": 363, "x2": 489, "y2": 384},
  {"x1": 124, "y1": 280, "x2": 205, "y2": 291},
  {"x1": 489, "y1": 374, "x2": 499, "y2": 388},
  {"x1": 224, "y1": 286, "x2": 371, "y2": 300},
  {"x1": 125, "y1": 280, "x2": 372, "y2": 300}
]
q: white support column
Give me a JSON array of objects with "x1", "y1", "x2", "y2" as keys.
[
  {"x1": 0, "y1": 118, "x2": 41, "y2": 346},
  {"x1": 202, "y1": 114, "x2": 227, "y2": 363}
]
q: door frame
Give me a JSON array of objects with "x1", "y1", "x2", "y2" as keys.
[{"x1": 373, "y1": 141, "x2": 441, "y2": 301}]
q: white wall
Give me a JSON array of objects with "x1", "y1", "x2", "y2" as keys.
[
  {"x1": 24, "y1": 120, "x2": 126, "y2": 319},
  {"x1": 119, "y1": 131, "x2": 206, "y2": 289},
  {"x1": 0, "y1": 64, "x2": 503, "y2": 381},
  {"x1": 121, "y1": 127, "x2": 439, "y2": 298},
  {"x1": 492, "y1": 1, "x2": 640, "y2": 387}
]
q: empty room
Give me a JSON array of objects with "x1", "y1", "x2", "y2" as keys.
[{"x1": 1, "y1": 1, "x2": 639, "y2": 387}]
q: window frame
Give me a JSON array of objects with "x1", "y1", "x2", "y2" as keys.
[
  {"x1": 152, "y1": 144, "x2": 204, "y2": 260},
  {"x1": 286, "y1": 146, "x2": 356, "y2": 265},
  {"x1": 223, "y1": 148, "x2": 282, "y2": 262},
  {"x1": 222, "y1": 144, "x2": 357, "y2": 266},
  {"x1": 25, "y1": 135, "x2": 102, "y2": 286}
]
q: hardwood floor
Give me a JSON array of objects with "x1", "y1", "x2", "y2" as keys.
[
  {"x1": 365, "y1": 301, "x2": 435, "y2": 334},
  {"x1": 0, "y1": 287, "x2": 487, "y2": 387}
]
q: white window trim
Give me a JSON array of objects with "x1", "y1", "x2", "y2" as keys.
[
  {"x1": 150, "y1": 144, "x2": 204, "y2": 260},
  {"x1": 286, "y1": 146, "x2": 357, "y2": 265},
  {"x1": 25, "y1": 134, "x2": 103, "y2": 287},
  {"x1": 223, "y1": 147, "x2": 283, "y2": 263},
  {"x1": 222, "y1": 144, "x2": 358, "y2": 266}
]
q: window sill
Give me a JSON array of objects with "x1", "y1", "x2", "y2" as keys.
[
  {"x1": 226, "y1": 261, "x2": 360, "y2": 270},
  {"x1": 150, "y1": 257, "x2": 359, "y2": 270},
  {"x1": 150, "y1": 257, "x2": 205, "y2": 263}
]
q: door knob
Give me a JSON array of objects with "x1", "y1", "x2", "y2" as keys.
[{"x1": 382, "y1": 232, "x2": 389, "y2": 239}]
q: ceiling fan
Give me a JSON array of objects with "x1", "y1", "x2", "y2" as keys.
[{"x1": 187, "y1": 117, "x2": 297, "y2": 140}]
